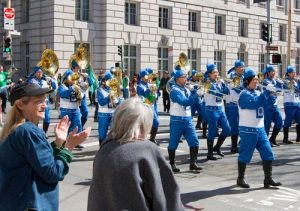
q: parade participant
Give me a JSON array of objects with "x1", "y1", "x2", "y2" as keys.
[
  {"x1": 94, "y1": 68, "x2": 105, "y2": 122},
  {"x1": 237, "y1": 68, "x2": 281, "y2": 189},
  {"x1": 28, "y1": 66, "x2": 57, "y2": 133},
  {"x1": 0, "y1": 64, "x2": 9, "y2": 114},
  {"x1": 160, "y1": 70, "x2": 171, "y2": 112},
  {"x1": 188, "y1": 69, "x2": 203, "y2": 129},
  {"x1": 262, "y1": 64, "x2": 283, "y2": 147},
  {"x1": 70, "y1": 60, "x2": 92, "y2": 128},
  {"x1": 55, "y1": 73, "x2": 62, "y2": 110},
  {"x1": 282, "y1": 66, "x2": 300, "y2": 144},
  {"x1": 168, "y1": 68, "x2": 203, "y2": 173},
  {"x1": 58, "y1": 69, "x2": 84, "y2": 149},
  {"x1": 97, "y1": 71, "x2": 122, "y2": 146},
  {"x1": 225, "y1": 60, "x2": 245, "y2": 153},
  {"x1": 88, "y1": 97, "x2": 184, "y2": 211},
  {"x1": 204, "y1": 63, "x2": 231, "y2": 160},
  {"x1": 121, "y1": 71, "x2": 130, "y2": 99},
  {"x1": 137, "y1": 69, "x2": 160, "y2": 145},
  {"x1": 0, "y1": 82, "x2": 91, "y2": 211}
]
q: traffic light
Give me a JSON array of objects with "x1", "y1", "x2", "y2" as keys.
[
  {"x1": 118, "y1": 45, "x2": 122, "y2": 56},
  {"x1": 4, "y1": 37, "x2": 11, "y2": 53},
  {"x1": 272, "y1": 54, "x2": 281, "y2": 64},
  {"x1": 261, "y1": 23, "x2": 269, "y2": 42}
]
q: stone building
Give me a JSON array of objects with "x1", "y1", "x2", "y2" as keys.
[{"x1": 1, "y1": 0, "x2": 300, "y2": 78}]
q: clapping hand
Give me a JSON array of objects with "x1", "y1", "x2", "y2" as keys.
[
  {"x1": 54, "y1": 116, "x2": 71, "y2": 148},
  {"x1": 64, "y1": 127, "x2": 91, "y2": 151}
]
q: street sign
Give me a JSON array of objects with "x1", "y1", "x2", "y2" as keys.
[
  {"x1": 266, "y1": 45, "x2": 278, "y2": 51},
  {"x1": 3, "y1": 8, "x2": 15, "y2": 30}
]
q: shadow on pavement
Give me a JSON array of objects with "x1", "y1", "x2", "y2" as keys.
[{"x1": 181, "y1": 185, "x2": 263, "y2": 203}]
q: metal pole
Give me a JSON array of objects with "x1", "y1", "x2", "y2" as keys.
[
  {"x1": 287, "y1": 0, "x2": 292, "y2": 65},
  {"x1": 266, "y1": 0, "x2": 271, "y2": 64}
]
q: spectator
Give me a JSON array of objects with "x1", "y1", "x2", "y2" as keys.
[
  {"x1": 0, "y1": 82, "x2": 91, "y2": 211},
  {"x1": 88, "y1": 97, "x2": 184, "y2": 211}
]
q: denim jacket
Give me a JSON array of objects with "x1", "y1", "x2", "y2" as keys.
[{"x1": 0, "y1": 122, "x2": 67, "y2": 211}]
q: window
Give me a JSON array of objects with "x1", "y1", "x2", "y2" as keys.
[
  {"x1": 296, "y1": 0, "x2": 300, "y2": 9},
  {"x1": 188, "y1": 49, "x2": 198, "y2": 70},
  {"x1": 214, "y1": 50, "x2": 225, "y2": 76},
  {"x1": 297, "y1": 27, "x2": 300, "y2": 43},
  {"x1": 158, "y1": 47, "x2": 169, "y2": 74},
  {"x1": 189, "y1": 11, "x2": 197, "y2": 32},
  {"x1": 75, "y1": 0, "x2": 89, "y2": 21},
  {"x1": 215, "y1": 15, "x2": 225, "y2": 35},
  {"x1": 21, "y1": 0, "x2": 30, "y2": 23},
  {"x1": 124, "y1": 45, "x2": 137, "y2": 79},
  {"x1": 259, "y1": 53, "x2": 265, "y2": 72},
  {"x1": 21, "y1": 42, "x2": 30, "y2": 75},
  {"x1": 237, "y1": 51, "x2": 247, "y2": 66},
  {"x1": 125, "y1": 2, "x2": 137, "y2": 25},
  {"x1": 238, "y1": 19, "x2": 248, "y2": 37},
  {"x1": 159, "y1": 7, "x2": 169, "y2": 29},
  {"x1": 279, "y1": 24, "x2": 286, "y2": 41},
  {"x1": 276, "y1": 0, "x2": 284, "y2": 6}
]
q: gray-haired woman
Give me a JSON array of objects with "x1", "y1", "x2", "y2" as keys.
[{"x1": 88, "y1": 97, "x2": 184, "y2": 211}]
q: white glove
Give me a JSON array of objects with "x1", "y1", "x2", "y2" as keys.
[
  {"x1": 266, "y1": 84, "x2": 276, "y2": 92},
  {"x1": 81, "y1": 73, "x2": 88, "y2": 78},
  {"x1": 197, "y1": 88, "x2": 204, "y2": 96},
  {"x1": 218, "y1": 79, "x2": 224, "y2": 84},
  {"x1": 113, "y1": 98, "x2": 119, "y2": 105}
]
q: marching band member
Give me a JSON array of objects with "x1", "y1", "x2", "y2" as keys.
[
  {"x1": 137, "y1": 69, "x2": 160, "y2": 145},
  {"x1": 94, "y1": 68, "x2": 105, "y2": 122},
  {"x1": 70, "y1": 60, "x2": 92, "y2": 128},
  {"x1": 58, "y1": 69, "x2": 84, "y2": 149},
  {"x1": 188, "y1": 69, "x2": 203, "y2": 129},
  {"x1": 237, "y1": 68, "x2": 281, "y2": 189},
  {"x1": 204, "y1": 63, "x2": 231, "y2": 160},
  {"x1": 168, "y1": 68, "x2": 203, "y2": 173},
  {"x1": 225, "y1": 60, "x2": 245, "y2": 153},
  {"x1": 282, "y1": 66, "x2": 300, "y2": 144},
  {"x1": 262, "y1": 64, "x2": 283, "y2": 147},
  {"x1": 97, "y1": 71, "x2": 121, "y2": 146},
  {"x1": 28, "y1": 66, "x2": 57, "y2": 133}
]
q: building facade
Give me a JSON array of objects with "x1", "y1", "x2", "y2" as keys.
[{"x1": 1, "y1": 0, "x2": 300, "y2": 78}]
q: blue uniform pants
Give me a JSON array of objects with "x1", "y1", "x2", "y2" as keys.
[
  {"x1": 283, "y1": 105, "x2": 300, "y2": 127},
  {"x1": 238, "y1": 127, "x2": 274, "y2": 164},
  {"x1": 98, "y1": 113, "x2": 112, "y2": 141},
  {"x1": 264, "y1": 106, "x2": 283, "y2": 135},
  {"x1": 43, "y1": 106, "x2": 50, "y2": 124},
  {"x1": 225, "y1": 104, "x2": 239, "y2": 136},
  {"x1": 168, "y1": 116, "x2": 199, "y2": 150},
  {"x1": 60, "y1": 108, "x2": 82, "y2": 134},
  {"x1": 80, "y1": 95, "x2": 89, "y2": 121},
  {"x1": 206, "y1": 107, "x2": 231, "y2": 140}
]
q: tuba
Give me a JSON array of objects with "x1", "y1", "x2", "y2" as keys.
[
  {"x1": 69, "y1": 43, "x2": 90, "y2": 70},
  {"x1": 174, "y1": 52, "x2": 191, "y2": 74},
  {"x1": 70, "y1": 72, "x2": 83, "y2": 105},
  {"x1": 36, "y1": 49, "x2": 59, "y2": 78},
  {"x1": 105, "y1": 77, "x2": 121, "y2": 108}
]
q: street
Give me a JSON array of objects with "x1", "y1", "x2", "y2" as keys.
[{"x1": 39, "y1": 98, "x2": 300, "y2": 211}]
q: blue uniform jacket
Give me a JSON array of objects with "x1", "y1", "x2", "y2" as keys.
[{"x1": 0, "y1": 122, "x2": 66, "y2": 211}]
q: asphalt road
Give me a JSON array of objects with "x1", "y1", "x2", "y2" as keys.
[{"x1": 2, "y1": 97, "x2": 300, "y2": 211}]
